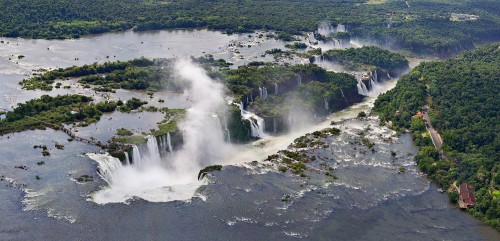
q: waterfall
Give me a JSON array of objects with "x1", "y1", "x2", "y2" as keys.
[
  {"x1": 223, "y1": 115, "x2": 228, "y2": 130},
  {"x1": 311, "y1": 55, "x2": 323, "y2": 64},
  {"x1": 274, "y1": 83, "x2": 278, "y2": 95},
  {"x1": 167, "y1": 132, "x2": 173, "y2": 153},
  {"x1": 337, "y1": 24, "x2": 346, "y2": 32},
  {"x1": 223, "y1": 115, "x2": 231, "y2": 142},
  {"x1": 298, "y1": 75, "x2": 302, "y2": 85},
  {"x1": 146, "y1": 136, "x2": 162, "y2": 166},
  {"x1": 250, "y1": 92, "x2": 253, "y2": 102},
  {"x1": 124, "y1": 152, "x2": 130, "y2": 165},
  {"x1": 373, "y1": 70, "x2": 378, "y2": 82},
  {"x1": 126, "y1": 136, "x2": 162, "y2": 167},
  {"x1": 237, "y1": 102, "x2": 265, "y2": 138},
  {"x1": 333, "y1": 39, "x2": 341, "y2": 48},
  {"x1": 88, "y1": 59, "x2": 232, "y2": 204},
  {"x1": 370, "y1": 77, "x2": 377, "y2": 90},
  {"x1": 132, "y1": 145, "x2": 142, "y2": 166},
  {"x1": 259, "y1": 87, "x2": 263, "y2": 99},
  {"x1": 273, "y1": 117, "x2": 277, "y2": 133},
  {"x1": 308, "y1": 32, "x2": 318, "y2": 44},
  {"x1": 263, "y1": 87, "x2": 268, "y2": 99},
  {"x1": 324, "y1": 97, "x2": 329, "y2": 110},
  {"x1": 357, "y1": 79, "x2": 369, "y2": 96},
  {"x1": 159, "y1": 135, "x2": 167, "y2": 155},
  {"x1": 246, "y1": 96, "x2": 249, "y2": 105},
  {"x1": 225, "y1": 129, "x2": 231, "y2": 142},
  {"x1": 318, "y1": 23, "x2": 335, "y2": 36},
  {"x1": 387, "y1": 73, "x2": 392, "y2": 79},
  {"x1": 341, "y1": 89, "x2": 348, "y2": 105},
  {"x1": 252, "y1": 117, "x2": 265, "y2": 137}
]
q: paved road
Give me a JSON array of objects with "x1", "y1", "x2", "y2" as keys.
[{"x1": 422, "y1": 104, "x2": 443, "y2": 150}]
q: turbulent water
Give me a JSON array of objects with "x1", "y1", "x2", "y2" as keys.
[
  {"x1": 89, "y1": 59, "x2": 234, "y2": 204},
  {"x1": 0, "y1": 29, "x2": 498, "y2": 241}
]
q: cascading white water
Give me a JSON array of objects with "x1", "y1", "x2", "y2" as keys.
[
  {"x1": 341, "y1": 89, "x2": 348, "y2": 105},
  {"x1": 263, "y1": 87, "x2": 268, "y2": 99},
  {"x1": 311, "y1": 55, "x2": 323, "y2": 64},
  {"x1": 333, "y1": 39, "x2": 341, "y2": 48},
  {"x1": 237, "y1": 102, "x2": 265, "y2": 138},
  {"x1": 259, "y1": 87, "x2": 263, "y2": 99},
  {"x1": 370, "y1": 77, "x2": 377, "y2": 90},
  {"x1": 387, "y1": 73, "x2": 392, "y2": 79},
  {"x1": 89, "y1": 59, "x2": 232, "y2": 204},
  {"x1": 337, "y1": 24, "x2": 346, "y2": 32},
  {"x1": 318, "y1": 22, "x2": 335, "y2": 36},
  {"x1": 373, "y1": 70, "x2": 378, "y2": 82},
  {"x1": 357, "y1": 79, "x2": 369, "y2": 96},
  {"x1": 221, "y1": 115, "x2": 231, "y2": 142},
  {"x1": 161, "y1": 135, "x2": 168, "y2": 155},
  {"x1": 308, "y1": 32, "x2": 318, "y2": 44},
  {"x1": 274, "y1": 83, "x2": 278, "y2": 95},
  {"x1": 273, "y1": 117, "x2": 277, "y2": 133},
  {"x1": 324, "y1": 97, "x2": 329, "y2": 110},
  {"x1": 298, "y1": 75, "x2": 302, "y2": 85},
  {"x1": 124, "y1": 152, "x2": 130, "y2": 165},
  {"x1": 167, "y1": 132, "x2": 173, "y2": 153},
  {"x1": 132, "y1": 145, "x2": 142, "y2": 165},
  {"x1": 226, "y1": 129, "x2": 231, "y2": 142}
]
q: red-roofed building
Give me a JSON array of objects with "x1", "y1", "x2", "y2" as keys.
[
  {"x1": 458, "y1": 183, "x2": 476, "y2": 209},
  {"x1": 413, "y1": 111, "x2": 423, "y2": 118}
]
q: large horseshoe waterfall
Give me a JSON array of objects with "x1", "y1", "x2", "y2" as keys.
[{"x1": 89, "y1": 59, "x2": 235, "y2": 204}]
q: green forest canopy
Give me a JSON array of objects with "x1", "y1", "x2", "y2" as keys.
[
  {"x1": 0, "y1": 0, "x2": 498, "y2": 54},
  {"x1": 322, "y1": 46, "x2": 409, "y2": 71},
  {"x1": 373, "y1": 42, "x2": 500, "y2": 229}
]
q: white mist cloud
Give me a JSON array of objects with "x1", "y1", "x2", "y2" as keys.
[
  {"x1": 172, "y1": 59, "x2": 233, "y2": 172},
  {"x1": 90, "y1": 59, "x2": 234, "y2": 204}
]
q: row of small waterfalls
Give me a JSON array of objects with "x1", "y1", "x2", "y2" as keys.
[
  {"x1": 121, "y1": 68, "x2": 387, "y2": 169},
  {"x1": 90, "y1": 60, "x2": 389, "y2": 204},
  {"x1": 308, "y1": 23, "x2": 347, "y2": 47}
]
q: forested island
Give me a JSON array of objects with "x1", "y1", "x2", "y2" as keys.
[
  {"x1": 0, "y1": 95, "x2": 149, "y2": 135},
  {"x1": 0, "y1": 0, "x2": 499, "y2": 55},
  {"x1": 321, "y1": 46, "x2": 409, "y2": 72},
  {"x1": 21, "y1": 57, "x2": 181, "y2": 91},
  {"x1": 374, "y1": 43, "x2": 500, "y2": 229}
]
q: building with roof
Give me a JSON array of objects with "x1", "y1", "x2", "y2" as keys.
[{"x1": 458, "y1": 183, "x2": 476, "y2": 209}]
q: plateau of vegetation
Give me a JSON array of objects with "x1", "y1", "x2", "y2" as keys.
[
  {"x1": 373, "y1": 43, "x2": 500, "y2": 229},
  {"x1": 0, "y1": 95, "x2": 151, "y2": 135},
  {"x1": 224, "y1": 63, "x2": 361, "y2": 117},
  {"x1": 0, "y1": 1, "x2": 498, "y2": 56},
  {"x1": 21, "y1": 57, "x2": 183, "y2": 92},
  {"x1": 322, "y1": 46, "x2": 409, "y2": 71},
  {"x1": 0, "y1": 95, "x2": 116, "y2": 135}
]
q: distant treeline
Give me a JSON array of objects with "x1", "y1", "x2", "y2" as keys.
[
  {"x1": 0, "y1": 0, "x2": 499, "y2": 55},
  {"x1": 373, "y1": 43, "x2": 500, "y2": 230}
]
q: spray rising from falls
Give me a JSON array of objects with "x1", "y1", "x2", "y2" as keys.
[{"x1": 89, "y1": 59, "x2": 233, "y2": 204}]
